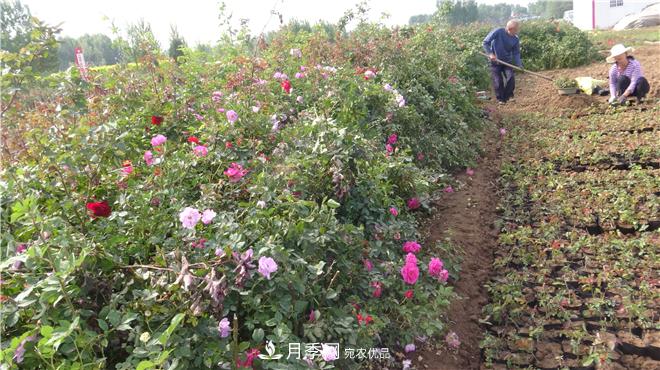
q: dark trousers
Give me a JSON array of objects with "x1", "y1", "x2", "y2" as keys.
[
  {"x1": 616, "y1": 75, "x2": 650, "y2": 99},
  {"x1": 490, "y1": 63, "x2": 515, "y2": 102}
]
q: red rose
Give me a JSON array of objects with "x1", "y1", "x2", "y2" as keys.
[
  {"x1": 281, "y1": 79, "x2": 292, "y2": 94},
  {"x1": 187, "y1": 136, "x2": 200, "y2": 144},
  {"x1": 86, "y1": 201, "x2": 112, "y2": 217},
  {"x1": 404, "y1": 289, "x2": 414, "y2": 299},
  {"x1": 151, "y1": 115, "x2": 164, "y2": 125}
]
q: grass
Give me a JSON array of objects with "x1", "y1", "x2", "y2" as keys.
[{"x1": 588, "y1": 26, "x2": 660, "y2": 49}]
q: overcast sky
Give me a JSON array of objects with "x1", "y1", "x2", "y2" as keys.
[{"x1": 21, "y1": 0, "x2": 533, "y2": 46}]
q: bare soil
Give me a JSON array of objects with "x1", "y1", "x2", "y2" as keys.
[
  {"x1": 500, "y1": 45, "x2": 660, "y2": 118},
  {"x1": 410, "y1": 122, "x2": 503, "y2": 370}
]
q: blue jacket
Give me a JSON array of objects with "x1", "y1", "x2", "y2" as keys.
[{"x1": 483, "y1": 27, "x2": 522, "y2": 67}]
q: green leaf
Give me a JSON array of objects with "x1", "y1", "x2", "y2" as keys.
[
  {"x1": 107, "y1": 310, "x2": 121, "y2": 327},
  {"x1": 159, "y1": 313, "x2": 185, "y2": 345},
  {"x1": 252, "y1": 328, "x2": 264, "y2": 342},
  {"x1": 40, "y1": 326, "x2": 54, "y2": 338},
  {"x1": 326, "y1": 199, "x2": 341, "y2": 209},
  {"x1": 136, "y1": 360, "x2": 155, "y2": 370},
  {"x1": 97, "y1": 319, "x2": 109, "y2": 332}
]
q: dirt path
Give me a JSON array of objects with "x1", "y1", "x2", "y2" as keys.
[{"x1": 411, "y1": 121, "x2": 503, "y2": 370}]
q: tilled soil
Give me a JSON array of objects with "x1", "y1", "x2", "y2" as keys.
[{"x1": 411, "y1": 121, "x2": 504, "y2": 370}]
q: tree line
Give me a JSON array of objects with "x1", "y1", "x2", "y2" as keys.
[
  {"x1": 1, "y1": 0, "x2": 197, "y2": 73},
  {"x1": 409, "y1": 0, "x2": 573, "y2": 26}
]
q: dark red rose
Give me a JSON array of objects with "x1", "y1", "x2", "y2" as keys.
[
  {"x1": 151, "y1": 115, "x2": 164, "y2": 125},
  {"x1": 280, "y1": 79, "x2": 292, "y2": 94},
  {"x1": 86, "y1": 201, "x2": 111, "y2": 217}
]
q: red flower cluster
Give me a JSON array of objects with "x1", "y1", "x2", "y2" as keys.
[
  {"x1": 187, "y1": 136, "x2": 200, "y2": 144},
  {"x1": 357, "y1": 313, "x2": 374, "y2": 325},
  {"x1": 151, "y1": 115, "x2": 164, "y2": 125},
  {"x1": 236, "y1": 348, "x2": 260, "y2": 368},
  {"x1": 281, "y1": 79, "x2": 292, "y2": 94},
  {"x1": 86, "y1": 201, "x2": 112, "y2": 217}
]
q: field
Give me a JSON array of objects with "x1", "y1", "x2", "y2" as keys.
[
  {"x1": 1, "y1": 15, "x2": 659, "y2": 370},
  {"x1": 406, "y1": 41, "x2": 660, "y2": 370}
]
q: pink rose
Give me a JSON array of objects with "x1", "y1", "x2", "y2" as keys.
[
  {"x1": 151, "y1": 134, "x2": 167, "y2": 147},
  {"x1": 144, "y1": 151, "x2": 154, "y2": 166},
  {"x1": 407, "y1": 197, "x2": 420, "y2": 210},
  {"x1": 405, "y1": 253, "x2": 417, "y2": 265},
  {"x1": 193, "y1": 145, "x2": 208, "y2": 157},
  {"x1": 371, "y1": 281, "x2": 382, "y2": 298},
  {"x1": 363, "y1": 259, "x2": 373, "y2": 272},
  {"x1": 403, "y1": 241, "x2": 421, "y2": 254},
  {"x1": 401, "y1": 261, "x2": 419, "y2": 285},
  {"x1": 226, "y1": 110, "x2": 238, "y2": 123},
  {"x1": 387, "y1": 133, "x2": 397, "y2": 145},
  {"x1": 224, "y1": 162, "x2": 248, "y2": 182},
  {"x1": 428, "y1": 257, "x2": 444, "y2": 277}
]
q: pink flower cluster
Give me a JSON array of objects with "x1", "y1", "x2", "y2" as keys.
[
  {"x1": 387, "y1": 133, "x2": 397, "y2": 145},
  {"x1": 224, "y1": 162, "x2": 248, "y2": 182},
  {"x1": 401, "y1": 253, "x2": 419, "y2": 285},
  {"x1": 226, "y1": 110, "x2": 238, "y2": 123},
  {"x1": 399, "y1": 253, "x2": 449, "y2": 286},
  {"x1": 445, "y1": 331, "x2": 461, "y2": 349},
  {"x1": 151, "y1": 134, "x2": 167, "y2": 147},
  {"x1": 371, "y1": 281, "x2": 383, "y2": 298},
  {"x1": 179, "y1": 207, "x2": 216, "y2": 229},
  {"x1": 407, "y1": 197, "x2": 420, "y2": 210},
  {"x1": 428, "y1": 257, "x2": 449, "y2": 282},
  {"x1": 258, "y1": 256, "x2": 278, "y2": 280},
  {"x1": 403, "y1": 241, "x2": 421, "y2": 254}
]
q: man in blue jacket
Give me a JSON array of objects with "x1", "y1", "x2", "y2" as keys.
[{"x1": 483, "y1": 20, "x2": 522, "y2": 104}]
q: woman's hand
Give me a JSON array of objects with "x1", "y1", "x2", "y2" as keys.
[
  {"x1": 608, "y1": 95, "x2": 617, "y2": 104},
  {"x1": 618, "y1": 95, "x2": 628, "y2": 104}
]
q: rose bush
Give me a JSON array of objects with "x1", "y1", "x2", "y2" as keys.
[{"x1": 0, "y1": 21, "x2": 486, "y2": 369}]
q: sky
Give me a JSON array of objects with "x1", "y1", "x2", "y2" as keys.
[{"x1": 21, "y1": 0, "x2": 533, "y2": 47}]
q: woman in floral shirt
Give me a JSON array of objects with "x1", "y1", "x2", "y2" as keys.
[{"x1": 606, "y1": 44, "x2": 650, "y2": 105}]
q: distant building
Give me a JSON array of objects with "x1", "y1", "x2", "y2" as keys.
[{"x1": 572, "y1": 0, "x2": 659, "y2": 29}]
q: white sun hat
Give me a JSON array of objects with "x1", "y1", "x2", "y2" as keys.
[{"x1": 606, "y1": 44, "x2": 634, "y2": 63}]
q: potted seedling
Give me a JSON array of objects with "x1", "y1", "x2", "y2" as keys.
[{"x1": 555, "y1": 77, "x2": 579, "y2": 95}]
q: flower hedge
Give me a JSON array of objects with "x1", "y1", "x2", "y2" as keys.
[{"x1": 0, "y1": 22, "x2": 487, "y2": 369}]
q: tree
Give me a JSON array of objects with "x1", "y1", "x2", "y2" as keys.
[
  {"x1": 57, "y1": 34, "x2": 119, "y2": 70},
  {"x1": 1, "y1": 8, "x2": 60, "y2": 115},
  {"x1": 56, "y1": 36, "x2": 76, "y2": 70},
  {"x1": 124, "y1": 19, "x2": 161, "y2": 64},
  {"x1": 168, "y1": 25, "x2": 186, "y2": 62},
  {"x1": 528, "y1": 0, "x2": 572, "y2": 19},
  {"x1": 1, "y1": 0, "x2": 31, "y2": 53},
  {"x1": 1, "y1": 0, "x2": 59, "y2": 72},
  {"x1": 409, "y1": 14, "x2": 433, "y2": 25},
  {"x1": 432, "y1": 0, "x2": 520, "y2": 26}
]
